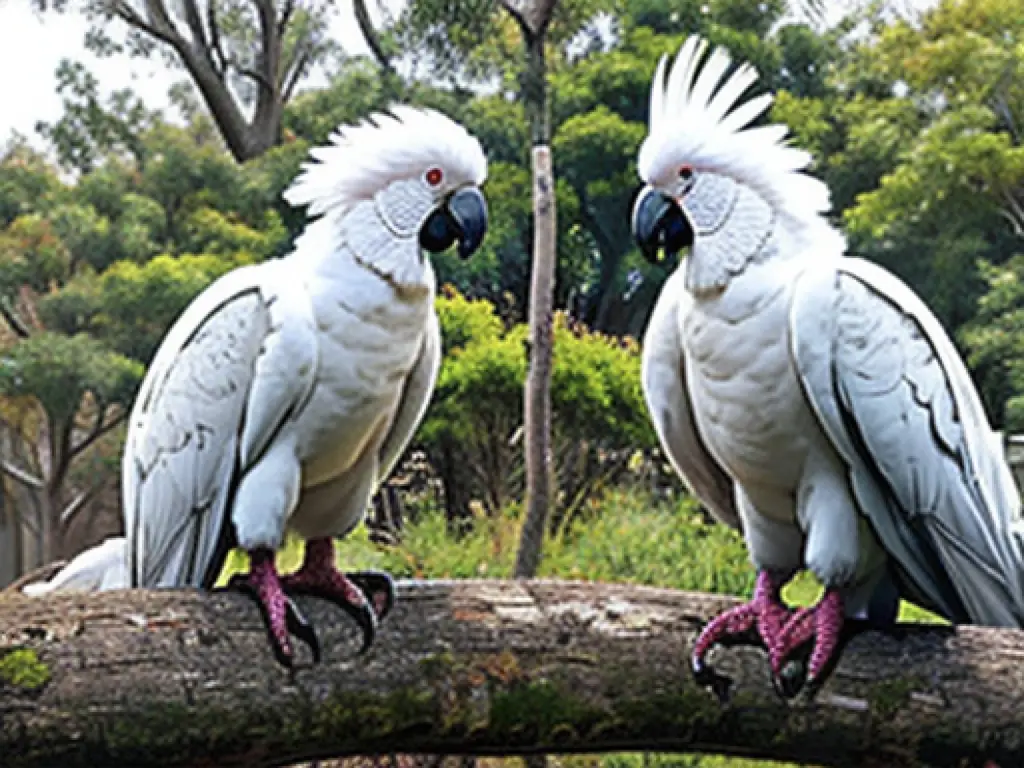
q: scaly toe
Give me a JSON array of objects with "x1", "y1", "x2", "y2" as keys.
[
  {"x1": 225, "y1": 575, "x2": 297, "y2": 668},
  {"x1": 770, "y1": 591, "x2": 845, "y2": 698},
  {"x1": 772, "y1": 606, "x2": 816, "y2": 675},
  {"x1": 691, "y1": 602, "x2": 758, "y2": 675}
]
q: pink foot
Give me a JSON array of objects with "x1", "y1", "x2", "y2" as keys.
[
  {"x1": 775, "y1": 588, "x2": 844, "y2": 692},
  {"x1": 281, "y1": 537, "x2": 395, "y2": 653},
  {"x1": 227, "y1": 549, "x2": 321, "y2": 667},
  {"x1": 692, "y1": 570, "x2": 794, "y2": 695}
]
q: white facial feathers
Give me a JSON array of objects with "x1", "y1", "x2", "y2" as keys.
[
  {"x1": 283, "y1": 106, "x2": 488, "y2": 218},
  {"x1": 639, "y1": 35, "x2": 833, "y2": 222}
]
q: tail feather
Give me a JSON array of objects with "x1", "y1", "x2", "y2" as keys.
[{"x1": 21, "y1": 537, "x2": 127, "y2": 596}]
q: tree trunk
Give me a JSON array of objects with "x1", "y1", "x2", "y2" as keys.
[
  {"x1": 516, "y1": 143, "x2": 556, "y2": 578},
  {"x1": 37, "y1": 487, "x2": 59, "y2": 566},
  {"x1": 510, "y1": 0, "x2": 560, "y2": 578},
  {"x1": 0, "y1": 579, "x2": 1021, "y2": 768}
]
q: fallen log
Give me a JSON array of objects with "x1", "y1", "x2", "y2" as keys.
[{"x1": 0, "y1": 579, "x2": 1019, "y2": 768}]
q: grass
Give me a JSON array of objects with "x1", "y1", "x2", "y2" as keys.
[{"x1": 218, "y1": 487, "x2": 945, "y2": 768}]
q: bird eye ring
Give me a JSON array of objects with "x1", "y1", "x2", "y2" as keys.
[
  {"x1": 678, "y1": 165, "x2": 694, "y2": 181},
  {"x1": 426, "y1": 167, "x2": 444, "y2": 186}
]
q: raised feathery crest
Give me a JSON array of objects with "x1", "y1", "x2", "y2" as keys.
[
  {"x1": 639, "y1": 36, "x2": 832, "y2": 221},
  {"x1": 283, "y1": 106, "x2": 488, "y2": 217}
]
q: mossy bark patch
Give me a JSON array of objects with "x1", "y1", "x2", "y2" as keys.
[{"x1": 0, "y1": 649, "x2": 50, "y2": 692}]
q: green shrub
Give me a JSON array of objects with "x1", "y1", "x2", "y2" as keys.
[{"x1": 417, "y1": 290, "x2": 658, "y2": 527}]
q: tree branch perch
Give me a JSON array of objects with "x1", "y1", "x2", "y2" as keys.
[{"x1": 0, "y1": 580, "x2": 1020, "y2": 767}]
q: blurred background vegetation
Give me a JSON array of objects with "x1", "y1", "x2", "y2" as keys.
[{"x1": 0, "y1": 0, "x2": 1021, "y2": 765}]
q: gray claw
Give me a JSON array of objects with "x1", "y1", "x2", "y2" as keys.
[
  {"x1": 285, "y1": 596, "x2": 322, "y2": 664},
  {"x1": 338, "y1": 597, "x2": 378, "y2": 654},
  {"x1": 348, "y1": 570, "x2": 395, "y2": 620}
]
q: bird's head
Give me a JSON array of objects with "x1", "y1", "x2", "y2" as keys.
[
  {"x1": 632, "y1": 36, "x2": 837, "y2": 281},
  {"x1": 283, "y1": 106, "x2": 489, "y2": 281}
]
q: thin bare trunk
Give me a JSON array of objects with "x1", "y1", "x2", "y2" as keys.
[
  {"x1": 507, "y1": 0, "x2": 558, "y2": 579},
  {"x1": 515, "y1": 143, "x2": 556, "y2": 577}
]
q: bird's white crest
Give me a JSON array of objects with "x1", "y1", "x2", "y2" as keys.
[
  {"x1": 283, "y1": 106, "x2": 488, "y2": 217},
  {"x1": 639, "y1": 36, "x2": 832, "y2": 225}
]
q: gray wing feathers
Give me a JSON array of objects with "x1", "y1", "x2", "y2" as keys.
[
  {"x1": 377, "y1": 311, "x2": 441, "y2": 485},
  {"x1": 127, "y1": 288, "x2": 271, "y2": 588},
  {"x1": 642, "y1": 277, "x2": 740, "y2": 529},
  {"x1": 237, "y1": 293, "x2": 318, "y2": 468},
  {"x1": 791, "y1": 259, "x2": 1024, "y2": 627}
]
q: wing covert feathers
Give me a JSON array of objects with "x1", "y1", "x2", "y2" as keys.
[{"x1": 791, "y1": 259, "x2": 1024, "y2": 627}]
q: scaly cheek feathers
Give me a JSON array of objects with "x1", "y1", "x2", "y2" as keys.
[
  {"x1": 683, "y1": 173, "x2": 739, "y2": 235},
  {"x1": 375, "y1": 179, "x2": 435, "y2": 238}
]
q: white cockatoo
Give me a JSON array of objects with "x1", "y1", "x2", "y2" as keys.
[
  {"x1": 24, "y1": 106, "x2": 489, "y2": 666},
  {"x1": 632, "y1": 36, "x2": 1024, "y2": 696}
]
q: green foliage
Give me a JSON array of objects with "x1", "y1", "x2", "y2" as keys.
[
  {"x1": 551, "y1": 318, "x2": 652, "y2": 447},
  {"x1": 0, "y1": 139, "x2": 61, "y2": 227},
  {"x1": 540, "y1": 490, "x2": 752, "y2": 595},
  {"x1": 35, "y1": 59, "x2": 155, "y2": 174},
  {"x1": 284, "y1": 59, "x2": 395, "y2": 146},
  {"x1": 417, "y1": 290, "x2": 656, "y2": 521},
  {"x1": 434, "y1": 287, "x2": 505, "y2": 356},
  {"x1": 0, "y1": 109, "x2": 280, "y2": 562},
  {"x1": 835, "y1": 0, "x2": 1024, "y2": 344},
  {"x1": 180, "y1": 207, "x2": 287, "y2": 261},
  {"x1": 0, "y1": 331, "x2": 142, "y2": 423},
  {"x1": 94, "y1": 252, "x2": 252, "y2": 363},
  {"x1": 0, "y1": 214, "x2": 71, "y2": 299},
  {"x1": 961, "y1": 254, "x2": 1024, "y2": 430},
  {"x1": 347, "y1": 490, "x2": 752, "y2": 592}
]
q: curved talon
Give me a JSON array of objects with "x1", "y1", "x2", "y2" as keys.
[
  {"x1": 348, "y1": 570, "x2": 396, "y2": 620},
  {"x1": 284, "y1": 595, "x2": 322, "y2": 664},
  {"x1": 771, "y1": 658, "x2": 808, "y2": 700},
  {"x1": 691, "y1": 657, "x2": 734, "y2": 705},
  {"x1": 333, "y1": 595, "x2": 379, "y2": 654}
]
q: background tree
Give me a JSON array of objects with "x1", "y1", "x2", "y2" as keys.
[
  {"x1": 0, "y1": 76, "x2": 289, "y2": 569},
  {"x1": 31, "y1": 0, "x2": 378, "y2": 161}
]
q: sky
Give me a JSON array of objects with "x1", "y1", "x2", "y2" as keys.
[{"x1": 0, "y1": 0, "x2": 935, "y2": 153}]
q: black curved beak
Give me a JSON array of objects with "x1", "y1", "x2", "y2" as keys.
[
  {"x1": 632, "y1": 186, "x2": 694, "y2": 266},
  {"x1": 419, "y1": 186, "x2": 489, "y2": 260}
]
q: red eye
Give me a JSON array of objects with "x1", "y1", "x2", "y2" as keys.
[
  {"x1": 426, "y1": 167, "x2": 443, "y2": 186},
  {"x1": 679, "y1": 165, "x2": 694, "y2": 181}
]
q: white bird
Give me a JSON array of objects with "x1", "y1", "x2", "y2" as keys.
[
  {"x1": 632, "y1": 36, "x2": 1024, "y2": 696},
  {"x1": 24, "y1": 106, "x2": 489, "y2": 666}
]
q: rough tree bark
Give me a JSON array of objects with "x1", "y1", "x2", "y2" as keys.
[{"x1": 0, "y1": 579, "x2": 1020, "y2": 768}]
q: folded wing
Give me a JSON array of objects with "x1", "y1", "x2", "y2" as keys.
[
  {"x1": 124, "y1": 265, "x2": 317, "y2": 588},
  {"x1": 790, "y1": 258, "x2": 1024, "y2": 626}
]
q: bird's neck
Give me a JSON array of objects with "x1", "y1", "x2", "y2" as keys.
[
  {"x1": 289, "y1": 201, "x2": 433, "y2": 299},
  {"x1": 684, "y1": 180, "x2": 778, "y2": 297},
  {"x1": 683, "y1": 177, "x2": 846, "y2": 299}
]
